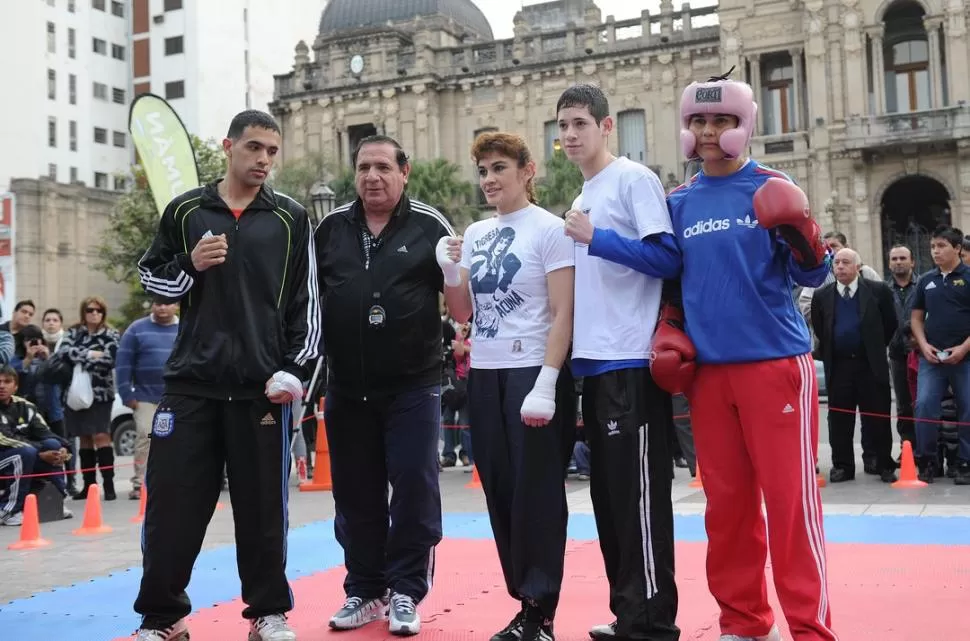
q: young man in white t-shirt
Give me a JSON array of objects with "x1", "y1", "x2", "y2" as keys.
[
  {"x1": 437, "y1": 132, "x2": 576, "y2": 641},
  {"x1": 558, "y1": 84, "x2": 681, "y2": 641}
]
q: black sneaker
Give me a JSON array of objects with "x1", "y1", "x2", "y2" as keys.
[
  {"x1": 589, "y1": 621, "x2": 617, "y2": 639},
  {"x1": 490, "y1": 607, "x2": 526, "y2": 641},
  {"x1": 953, "y1": 462, "x2": 970, "y2": 486},
  {"x1": 917, "y1": 460, "x2": 936, "y2": 484},
  {"x1": 520, "y1": 604, "x2": 554, "y2": 641}
]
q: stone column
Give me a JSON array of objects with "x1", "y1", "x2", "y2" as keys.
[
  {"x1": 944, "y1": 0, "x2": 969, "y2": 104},
  {"x1": 790, "y1": 48, "x2": 803, "y2": 131},
  {"x1": 925, "y1": 18, "x2": 944, "y2": 108},
  {"x1": 748, "y1": 54, "x2": 762, "y2": 133},
  {"x1": 869, "y1": 28, "x2": 886, "y2": 115}
]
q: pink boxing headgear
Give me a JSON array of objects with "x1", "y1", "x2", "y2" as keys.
[{"x1": 679, "y1": 72, "x2": 758, "y2": 160}]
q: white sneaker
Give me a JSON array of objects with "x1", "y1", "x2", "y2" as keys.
[
  {"x1": 388, "y1": 593, "x2": 420, "y2": 636},
  {"x1": 328, "y1": 595, "x2": 388, "y2": 630},
  {"x1": 1, "y1": 511, "x2": 23, "y2": 526},
  {"x1": 720, "y1": 624, "x2": 783, "y2": 641},
  {"x1": 134, "y1": 619, "x2": 189, "y2": 640},
  {"x1": 248, "y1": 614, "x2": 296, "y2": 641}
]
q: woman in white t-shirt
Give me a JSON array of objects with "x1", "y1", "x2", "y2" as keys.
[{"x1": 440, "y1": 131, "x2": 576, "y2": 641}]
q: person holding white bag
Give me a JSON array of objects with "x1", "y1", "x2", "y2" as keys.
[{"x1": 56, "y1": 295, "x2": 120, "y2": 501}]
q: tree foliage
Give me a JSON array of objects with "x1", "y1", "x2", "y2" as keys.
[
  {"x1": 406, "y1": 159, "x2": 479, "y2": 232},
  {"x1": 536, "y1": 150, "x2": 585, "y2": 213},
  {"x1": 97, "y1": 136, "x2": 226, "y2": 328}
]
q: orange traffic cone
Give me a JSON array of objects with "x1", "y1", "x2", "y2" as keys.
[
  {"x1": 300, "y1": 398, "x2": 332, "y2": 492},
  {"x1": 465, "y1": 465, "x2": 482, "y2": 489},
  {"x1": 689, "y1": 462, "x2": 703, "y2": 488},
  {"x1": 72, "y1": 484, "x2": 113, "y2": 535},
  {"x1": 892, "y1": 440, "x2": 927, "y2": 488},
  {"x1": 130, "y1": 487, "x2": 147, "y2": 523},
  {"x1": 8, "y1": 494, "x2": 51, "y2": 550}
]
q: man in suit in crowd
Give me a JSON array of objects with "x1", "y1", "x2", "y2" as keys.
[{"x1": 811, "y1": 248, "x2": 898, "y2": 483}]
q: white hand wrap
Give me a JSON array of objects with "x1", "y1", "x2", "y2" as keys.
[
  {"x1": 268, "y1": 371, "x2": 304, "y2": 402},
  {"x1": 435, "y1": 236, "x2": 462, "y2": 288},
  {"x1": 520, "y1": 365, "x2": 559, "y2": 423}
]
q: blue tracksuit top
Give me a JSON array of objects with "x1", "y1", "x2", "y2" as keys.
[{"x1": 665, "y1": 160, "x2": 829, "y2": 364}]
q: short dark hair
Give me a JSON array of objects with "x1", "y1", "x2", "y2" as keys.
[
  {"x1": 556, "y1": 84, "x2": 610, "y2": 124},
  {"x1": 931, "y1": 224, "x2": 963, "y2": 249},
  {"x1": 823, "y1": 231, "x2": 847, "y2": 245},
  {"x1": 0, "y1": 365, "x2": 18, "y2": 382},
  {"x1": 226, "y1": 110, "x2": 280, "y2": 140},
  {"x1": 962, "y1": 236, "x2": 970, "y2": 253},
  {"x1": 889, "y1": 244, "x2": 913, "y2": 259},
  {"x1": 352, "y1": 135, "x2": 409, "y2": 169},
  {"x1": 42, "y1": 308, "x2": 62, "y2": 321}
]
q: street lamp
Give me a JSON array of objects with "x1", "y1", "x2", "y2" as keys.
[{"x1": 309, "y1": 182, "x2": 336, "y2": 226}]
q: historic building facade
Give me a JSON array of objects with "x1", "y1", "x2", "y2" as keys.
[{"x1": 270, "y1": 0, "x2": 970, "y2": 273}]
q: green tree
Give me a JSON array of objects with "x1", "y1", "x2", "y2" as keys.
[
  {"x1": 328, "y1": 170, "x2": 357, "y2": 206},
  {"x1": 536, "y1": 149, "x2": 584, "y2": 212},
  {"x1": 268, "y1": 152, "x2": 336, "y2": 209},
  {"x1": 406, "y1": 159, "x2": 478, "y2": 231},
  {"x1": 98, "y1": 136, "x2": 226, "y2": 328}
]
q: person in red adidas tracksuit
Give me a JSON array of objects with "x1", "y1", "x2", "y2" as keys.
[{"x1": 589, "y1": 70, "x2": 839, "y2": 641}]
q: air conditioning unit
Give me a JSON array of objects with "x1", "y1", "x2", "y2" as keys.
[{"x1": 153, "y1": 14, "x2": 164, "y2": 24}]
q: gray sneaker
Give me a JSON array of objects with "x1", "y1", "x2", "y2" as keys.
[
  {"x1": 720, "y1": 624, "x2": 783, "y2": 641},
  {"x1": 1, "y1": 511, "x2": 23, "y2": 526},
  {"x1": 248, "y1": 614, "x2": 296, "y2": 641},
  {"x1": 388, "y1": 592, "x2": 420, "y2": 636},
  {"x1": 328, "y1": 595, "x2": 388, "y2": 630},
  {"x1": 134, "y1": 619, "x2": 189, "y2": 640}
]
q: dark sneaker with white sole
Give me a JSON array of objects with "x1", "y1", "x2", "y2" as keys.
[
  {"x1": 589, "y1": 621, "x2": 616, "y2": 639},
  {"x1": 520, "y1": 604, "x2": 554, "y2": 641},
  {"x1": 490, "y1": 606, "x2": 526, "y2": 641},
  {"x1": 388, "y1": 593, "x2": 420, "y2": 635},
  {"x1": 328, "y1": 595, "x2": 388, "y2": 630}
]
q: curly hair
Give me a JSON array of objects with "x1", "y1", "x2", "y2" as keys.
[{"x1": 470, "y1": 131, "x2": 538, "y2": 205}]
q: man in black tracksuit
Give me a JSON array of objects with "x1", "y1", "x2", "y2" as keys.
[
  {"x1": 317, "y1": 135, "x2": 461, "y2": 637},
  {"x1": 132, "y1": 111, "x2": 320, "y2": 641}
]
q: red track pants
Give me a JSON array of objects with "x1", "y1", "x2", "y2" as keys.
[{"x1": 690, "y1": 353, "x2": 839, "y2": 641}]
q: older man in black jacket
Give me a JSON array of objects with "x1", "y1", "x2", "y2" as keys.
[
  {"x1": 316, "y1": 135, "x2": 466, "y2": 637},
  {"x1": 811, "y1": 248, "x2": 898, "y2": 483}
]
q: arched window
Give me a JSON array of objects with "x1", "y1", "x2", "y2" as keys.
[
  {"x1": 882, "y1": 1, "x2": 930, "y2": 113},
  {"x1": 761, "y1": 54, "x2": 795, "y2": 135}
]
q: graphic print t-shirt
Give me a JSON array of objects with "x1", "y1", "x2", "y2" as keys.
[{"x1": 460, "y1": 205, "x2": 574, "y2": 369}]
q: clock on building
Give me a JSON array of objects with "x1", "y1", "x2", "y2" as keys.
[{"x1": 350, "y1": 54, "x2": 364, "y2": 75}]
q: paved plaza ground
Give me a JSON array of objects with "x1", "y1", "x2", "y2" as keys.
[{"x1": 0, "y1": 403, "x2": 967, "y2": 640}]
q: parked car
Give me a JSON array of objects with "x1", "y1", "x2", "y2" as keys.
[
  {"x1": 111, "y1": 394, "x2": 136, "y2": 457},
  {"x1": 815, "y1": 359, "x2": 827, "y2": 398}
]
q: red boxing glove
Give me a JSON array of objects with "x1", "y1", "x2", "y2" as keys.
[
  {"x1": 650, "y1": 304, "x2": 697, "y2": 395},
  {"x1": 753, "y1": 177, "x2": 827, "y2": 269}
]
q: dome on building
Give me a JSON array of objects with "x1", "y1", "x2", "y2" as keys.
[{"x1": 319, "y1": 0, "x2": 494, "y2": 40}]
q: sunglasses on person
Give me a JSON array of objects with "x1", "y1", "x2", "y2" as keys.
[{"x1": 85, "y1": 307, "x2": 104, "y2": 314}]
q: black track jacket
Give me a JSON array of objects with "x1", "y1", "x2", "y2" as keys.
[
  {"x1": 137, "y1": 181, "x2": 321, "y2": 400},
  {"x1": 315, "y1": 196, "x2": 454, "y2": 399}
]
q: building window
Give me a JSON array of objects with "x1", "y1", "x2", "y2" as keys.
[
  {"x1": 165, "y1": 80, "x2": 185, "y2": 100},
  {"x1": 110, "y1": 0, "x2": 123, "y2": 17},
  {"x1": 761, "y1": 54, "x2": 795, "y2": 135},
  {"x1": 114, "y1": 176, "x2": 127, "y2": 191},
  {"x1": 68, "y1": 0, "x2": 75, "y2": 11},
  {"x1": 92, "y1": 0, "x2": 105, "y2": 10},
  {"x1": 69, "y1": 120, "x2": 77, "y2": 151},
  {"x1": 70, "y1": 167, "x2": 78, "y2": 183},
  {"x1": 111, "y1": 44, "x2": 125, "y2": 60},
  {"x1": 543, "y1": 120, "x2": 559, "y2": 160},
  {"x1": 94, "y1": 127, "x2": 107, "y2": 144},
  {"x1": 68, "y1": 27, "x2": 75, "y2": 58},
  {"x1": 886, "y1": 39, "x2": 931, "y2": 113},
  {"x1": 47, "y1": 22, "x2": 56, "y2": 53},
  {"x1": 48, "y1": 69, "x2": 56, "y2": 100},
  {"x1": 113, "y1": 131, "x2": 126, "y2": 147},
  {"x1": 48, "y1": 164, "x2": 57, "y2": 181},
  {"x1": 164, "y1": 0, "x2": 183, "y2": 11},
  {"x1": 93, "y1": 38, "x2": 106, "y2": 55},
  {"x1": 48, "y1": 117, "x2": 57, "y2": 147},
  {"x1": 112, "y1": 87, "x2": 126, "y2": 104},
  {"x1": 93, "y1": 82, "x2": 108, "y2": 100},
  {"x1": 164, "y1": 36, "x2": 184, "y2": 56},
  {"x1": 69, "y1": 74, "x2": 76, "y2": 105},
  {"x1": 94, "y1": 172, "x2": 108, "y2": 189},
  {"x1": 617, "y1": 110, "x2": 647, "y2": 164}
]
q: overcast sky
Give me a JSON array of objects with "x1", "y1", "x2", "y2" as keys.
[{"x1": 292, "y1": 0, "x2": 717, "y2": 44}]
